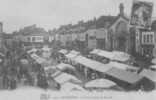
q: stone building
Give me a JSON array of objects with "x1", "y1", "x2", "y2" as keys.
[
  {"x1": 96, "y1": 28, "x2": 108, "y2": 50},
  {"x1": 132, "y1": 19, "x2": 156, "y2": 58},
  {"x1": 0, "y1": 22, "x2": 4, "y2": 50},
  {"x1": 108, "y1": 3, "x2": 130, "y2": 53},
  {"x1": 152, "y1": 20, "x2": 156, "y2": 57}
]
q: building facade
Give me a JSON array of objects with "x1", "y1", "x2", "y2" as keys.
[
  {"x1": 96, "y1": 28, "x2": 108, "y2": 50},
  {"x1": 0, "y1": 22, "x2": 3, "y2": 49},
  {"x1": 108, "y1": 3, "x2": 131, "y2": 53},
  {"x1": 152, "y1": 20, "x2": 156, "y2": 57},
  {"x1": 140, "y1": 30, "x2": 155, "y2": 58}
]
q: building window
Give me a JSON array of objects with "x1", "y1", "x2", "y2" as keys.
[
  {"x1": 150, "y1": 34, "x2": 153, "y2": 43},
  {"x1": 27, "y1": 37, "x2": 31, "y2": 42},
  {"x1": 147, "y1": 35, "x2": 149, "y2": 43},
  {"x1": 142, "y1": 31, "x2": 154, "y2": 45},
  {"x1": 143, "y1": 35, "x2": 146, "y2": 43},
  {"x1": 35, "y1": 36, "x2": 44, "y2": 42},
  {"x1": 32, "y1": 37, "x2": 36, "y2": 42}
]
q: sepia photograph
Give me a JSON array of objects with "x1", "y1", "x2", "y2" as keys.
[{"x1": 0, "y1": 0, "x2": 155, "y2": 100}]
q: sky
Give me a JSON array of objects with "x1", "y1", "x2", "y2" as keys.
[{"x1": 0, "y1": 0, "x2": 155, "y2": 33}]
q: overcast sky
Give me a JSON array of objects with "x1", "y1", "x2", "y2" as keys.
[{"x1": 0, "y1": 0, "x2": 155, "y2": 33}]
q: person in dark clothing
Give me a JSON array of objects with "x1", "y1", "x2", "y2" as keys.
[
  {"x1": 37, "y1": 73, "x2": 48, "y2": 89},
  {"x1": 47, "y1": 73, "x2": 60, "y2": 90},
  {"x1": 2, "y1": 75, "x2": 9, "y2": 89},
  {"x1": 10, "y1": 77, "x2": 17, "y2": 90}
]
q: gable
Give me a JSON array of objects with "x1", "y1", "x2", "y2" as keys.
[{"x1": 109, "y1": 16, "x2": 129, "y2": 33}]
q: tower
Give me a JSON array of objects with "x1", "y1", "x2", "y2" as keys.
[{"x1": 119, "y1": 3, "x2": 124, "y2": 16}]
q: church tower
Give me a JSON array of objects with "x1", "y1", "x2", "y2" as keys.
[{"x1": 119, "y1": 3, "x2": 124, "y2": 16}]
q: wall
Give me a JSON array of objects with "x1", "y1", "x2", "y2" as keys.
[{"x1": 153, "y1": 31, "x2": 156, "y2": 57}]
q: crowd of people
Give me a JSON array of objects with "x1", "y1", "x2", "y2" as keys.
[{"x1": 0, "y1": 43, "x2": 60, "y2": 90}]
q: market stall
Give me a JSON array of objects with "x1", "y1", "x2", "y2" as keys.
[
  {"x1": 105, "y1": 67, "x2": 144, "y2": 90},
  {"x1": 140, "y1": 69, "x2": 156, "y2": 91}
]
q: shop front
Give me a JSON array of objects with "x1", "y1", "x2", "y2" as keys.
[{"x1": 141, "y1": 44, "x2": 154, "y2": 58}]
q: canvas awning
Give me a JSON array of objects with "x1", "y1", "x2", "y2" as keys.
[
  {"x1": 73, "y1": 56, "x2": 113, "y2": 73},
  {"x1": 140, "y1": 69, "x2": 156, "y2": 83},
  {"x1": 27, "y1": 48, "x2": 38, "y2": 54},
  {"x1": 97, "y1": 50, "x2": 114, "y2": 59},
  {"x1": 56, "y1": 63, "x2": 75, "y2": 71},
  {"x1": 44, "y1": 67, "x2": 57, "y2": 75},
  {"x1": 35, "y1": 57, "x2": 46, "y2": 64},
  {"x1": 30, "y1": 53, "x2": 46, "y2": 64},
  {"x1": 65, "y1": 53, "x2": 78, "y2": 59},
  {"x1": 20, "y1": 59, "x2": 29, "y2": 65},
  {"x1": 54, "y1": 73, "x2": 82, "y2": 84},
  {"x1": 65, "y1": 50, "x2": 80, "y2": 59},
  {"x1": 85, "y1": 79, "x2": 116, "y2": 88},
  {"x1": 91, "y1": 49, "x2": 130, "y2": 62},
  {"x1": 58, "y1": 49, "x2": 68, "y2": 55},
  {"x1": 61, "y1": 82, "x2": 85, "y2": 91},
  {"x1": 111, "y1": 51, "x2": 130, "y2": 62},
  {"x1": 70, "y1": 50, "x2": 80, "y2": 55},
  {"x1": 90, "y1": 49, "x2": 100, "y2": 54},
  {"x1": 105, "y1": 67, "x2": 143, "y2": 84},
  {"x1": 108, "y1": 61, "x2": 138, "y2": 71},
  {"x1": 30, "y1": 53, "x2": 38, "y2": 59},
  {"x1": 150, "y1": 65, "x2": 156, "y2": 69},
  {"x1": 51, "y1": 70, "x2": 62, "y2": 78},
  {"x1": 42, "y1": 45, "x2": 51, "y2": 51}
]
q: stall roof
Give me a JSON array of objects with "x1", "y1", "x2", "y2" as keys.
[
  {"x1": 51, "y1": 70, "x2": 62, "y2": 78},
  {"x1": 105, "y1": 67, "x2": 143, "y2": 84},
  {"x1": 70, "y1": 50, "x2": 80, "y2": 55},
  {"x1": 54, "y1": 73, "x2": 81, "y2": 84},
  {"x1": 27, "y1": 48, "x2": 38, "y2": 54},
  {"x1": 85, "y1": 79, "x2": 116, "y2": 88},
  {"x1": 35, "y1": 57, "x2": 46, "y2": 64},
  {"x1": 108, "y1": 61, "x2": 138, "y2": 71},
  {"x1": 56, "y1": 63, "x2": 75, "y2": 71},
  {"x1": 112, "y1": 51, "x2": 130, "y2": 62},
  {"x1": 42, "y1": 45, "x2": 51, "y2": 51},
  {"x1": 150, "y1": 65, "x2": 156, "y2": 69},
  {"x1": 90, "y1": 49, "x2": 100, "y2": 54},
  {"x1": 140, "y1": 69, "x2": 156, "y2": 82},
  {"x1": 65, "y1": 50, "x2": 80, "y2": 59},
  {"x1": 65, "y1": 53, "x2": 78, "y2": 59},
  {"x1": 91, "y1": 49, "x2": 130, "y2": 62},
  {"x1": 73, "y1": 56, "x2": 113, "y2": 73},
  {"x1": 97, "y1": 50, "x2": 114, "y2": 59},
  {"x1": 58, "y1": 49, "x2": 68, "y2": 55},
  {"x1": 30, "y1": 53, "x2": 38, "y2": 59},
  {"x1": 61, "y1": 82, "x2": 85, "y2": 91},
  {"x1": 30, "y1": 53, "x2": 46, "y2": 64},
  {"x1": 20, "y1": 59, "x2": 29, "y2": 65}
]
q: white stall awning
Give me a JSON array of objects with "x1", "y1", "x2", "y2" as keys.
[
  {"x1": 58, "y1": 49, "x2": 68, "y2": 55},
  {"x1": 85, "y1": 79, "x2": 116, "y2": 88},
  {"x1": 105, "y1": 67, "x2": 143, "y2": 84},
  {"x1": 108, "y1": 61, "x2": 138, "y2": 71},
  {"x1": 54, "y1": 73, "x2": 82, "y2": 84},
  {"x1": 140, "y1": 69, "x2": 156, "y2": 83},
  {"x1": 56, "y1": 63, "x2": 75, "y2": 71},
  {"x1": 74, "y1": 56, "x2": 113, "y2": 73}
]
